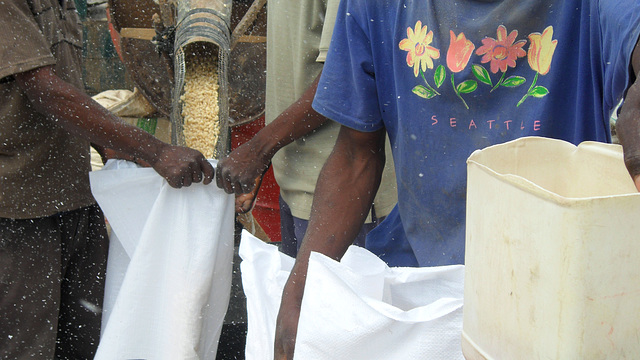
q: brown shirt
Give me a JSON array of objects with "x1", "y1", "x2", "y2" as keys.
[{"x1": 0, "y1": 0, "x2": 95, "y2": 219}]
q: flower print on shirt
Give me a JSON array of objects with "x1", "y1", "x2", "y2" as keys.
[
  {"x1": 399, "y1": 21, "x2": 441, "y2": 99},
  {"x1": 446, "y1": 31, "x2": 477, "y2": 109},
  {"x1": 399, "y1": 20, "x2": 441, "y2": 77},
  {"x1": 474, "y1": 25, "x2": 527, "y2": 92},
  {"x1": 517, "y1": 26, "x2": 558, "y2": 106},
  {"x1": 400, "y1": 21, "x2": 559, "y2": 110}
]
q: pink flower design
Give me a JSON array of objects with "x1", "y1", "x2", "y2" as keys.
[
  {"x1": 446, "y1": 31, "x2": 475, "y2": 73},
  {"x1": 476, "y1": 25, "x2": 526, "y2": 74},
  {"x1": 446, "y1": 31, "x2": 477, "y2": 109}
]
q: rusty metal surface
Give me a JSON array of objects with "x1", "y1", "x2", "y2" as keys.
[
  {"x1": 228, "y1": 0, "x2": 266, "y2": 126},
  {"x1": 120, "y1": 37, "x2": 174, "y2": 117},
  {"x1": 107, "y1": 0, "x2": 159, "y2": 31},
  {"x1": 228, "y1": 41, "x2": 265, "y2": 125},
  {"x1": 108, "y1": 0, "x2": 266, "y2": 123},
  {"x1": 109, "y1": 0, "x2": 173, "y2": 116}
]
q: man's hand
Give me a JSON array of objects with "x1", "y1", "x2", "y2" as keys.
[
  {"x1": 97, "y1": 144, "x2": 214, "y2": 188},
  {"x1": 216, "y1": 140, "x2": 271, "y2": 195},
  {"x1": 217, "y1": 72, "x2": 328, "y2": 197},
  {"x1": 150, "y1": 144, "x2": 215, "y2": 188}
]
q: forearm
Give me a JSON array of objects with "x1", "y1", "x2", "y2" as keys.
[
  {"x1": 281, "y1": 126, "x2": 386, "y2": 318},
  {"x1": 15, "y1": 66, "x2": 214, "y2": 188},
  {"x1": 17, "y1": 68, "x2": 168, "y2": 165},
  {"x1": 249, "y1": 72, "x2": 328, "y2": 159},
  {"x1": 300, "y1": 130, "x2": 385, "y2": 261}
]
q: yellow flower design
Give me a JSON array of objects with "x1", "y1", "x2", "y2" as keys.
[
  {"x1": 517, "y1": 25, "x2": 558, "y2": 106},
  {"x1": 527, "y1": 26, "x2": 558, "y2": 75},
  {"x1": 399, "y1": 21, "x2": 440, "y2": 77}
]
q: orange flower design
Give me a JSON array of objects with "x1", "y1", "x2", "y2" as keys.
[
  {"x1": 399, "y1": 21, "x2": 441, "y2": 77},
  {"x1": 527, "y1": 26, "x2": 557, "y2": 75},
  {"x1": 476, "y1": 25, "x2": 526, "y2": 74},
  {"x1": 446, "y1": 31, "x2": 475, "y2": 73}
]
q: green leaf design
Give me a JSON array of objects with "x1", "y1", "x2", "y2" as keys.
[
  {"x1": 502, "y1": 76, "x2": 526, "y2": 88},
  {"x1": 412, "y1": 85, "x2": 437, "y2": 99},
  {"x1": 457, "y1": 80, "x2": 478, "y2": 94},
  {"x1": 530, "y1": 86, "x2": 549, "y2": 98},
  {"x1": 434, "y1": 65, "x2": 446, "y2": 88},
  {"x1": 472, "y1": 65, "x2": 492, "y2": 86}
]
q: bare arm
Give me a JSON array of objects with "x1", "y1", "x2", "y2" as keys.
[
  {"x1": 273, "y1": 125, "x2": 387, "y2": 360},
  {"x1": 216, "y1": 72, "x2": 328, "y2": 194},
  {"x1": 15, "y1": 65, "x2": 214, "y2": 188},
  {"x1": 615, "y1": 38, "x2": 640, "y2": 190}
]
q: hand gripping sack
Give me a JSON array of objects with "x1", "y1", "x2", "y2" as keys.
[{"x1": 89, "y1": 160, "x2": 234, "y2": 360}]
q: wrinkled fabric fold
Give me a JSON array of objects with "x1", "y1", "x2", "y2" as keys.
[{"x1": 90, "y1": 159, "x2": 234, "y2": 360}]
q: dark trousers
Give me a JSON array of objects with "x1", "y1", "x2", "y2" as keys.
[
  {"x1": 279, "y1": 195, "x2": 384, "y2": 258},
  {"x1": 0, "y1": 205, "x2": 109, "y2": 360}
]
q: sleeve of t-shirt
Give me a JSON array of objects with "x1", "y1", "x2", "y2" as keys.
[
  {"x1": 0, "y1": 1, "x2": 56, "y2": 80},
  {"x1": 312, "y1": 0, "x2": 384, "y2": 132},
  {"x1": 598, "y1": 0, "x2": 640, "y2": 109},
  {"x1": 316, "y1": 0, "x2": 340, "y2": 63}
]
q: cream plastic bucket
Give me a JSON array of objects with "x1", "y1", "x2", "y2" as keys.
[{"x1": 463, "y1": 136, "x2": 640, "y2": 359}]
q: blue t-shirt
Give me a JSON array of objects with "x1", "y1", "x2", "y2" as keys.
[{"x1": 312, "y1": 0, "x2": 640, "y2": 267}]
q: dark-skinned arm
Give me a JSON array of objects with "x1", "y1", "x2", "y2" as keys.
[
  {"x1": 15, "y1": 65, "x2": 214, "y2": 188},
  {"x1": 273, "y1": 125, "x2": 387, "y2": 360},
  {"x1": 615, "y1": 38, "x2": 640, "y2": 190},
  {"x1": 216, "y1": 72, "x2": 327, "y2": 196}
]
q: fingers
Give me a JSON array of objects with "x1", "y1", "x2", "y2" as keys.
[
  {"x1": 234, "y1": 176, "x2": 262, "y2": 212},
  {"x1": 182, "y1": 173, "x2": 193, "y2": 187},
  {"x1": 235, "y1": 192, "x2": 255, "y2": 213},
  {"x1": 216, "y1": 161, "x2": 235, "y2": 193},
  {"x1": 215, "y1": 161, "x2": 255, "y2": 194},
  {"x1": 187, "y1": 156, "x2": 216, "y2": 185},
  {"x1": 151, "y1": 146, "x2": 219, "y2": 188},
  {"x1": 163, "y1": 157, "x2": 215, "y2": 189},
  {"x1": 166, "y1": 174, "x2": 183, "y2": 189},
  {"x1": 229, "y1": 178, "x2": 257, "y2": 195},
  {"x1": 201, "y1": 158, "x2": 215, "y2": 185}
]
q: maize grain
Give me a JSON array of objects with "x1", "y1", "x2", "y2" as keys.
[{"x1": 180, "y1": 52, "x2": 221, "y2": 159}]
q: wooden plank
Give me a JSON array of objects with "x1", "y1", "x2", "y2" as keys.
[
  {"x1": 236, "y1": 35, "x2": 267, "y2": 44},
  {"x1": 230, "y1": 0, "x2": 267, "y2": 49},
  {"x1": 120, "y1": 27, "x2": 156, "y2": 40}
]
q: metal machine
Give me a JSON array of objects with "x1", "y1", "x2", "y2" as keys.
[{"x1": 107, "y1": 0, "x2": 267, "y2": 157}]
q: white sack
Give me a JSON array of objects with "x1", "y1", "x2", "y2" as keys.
[
  {"x1": 239, "y1": 230, "x2": 295, "y2": 360},
  {"x1": 239, "y1": 230, "x2": 465, "y2": 360},
  {"x1": 90, "y1": 159, "x2": 235, "y2": 360}
]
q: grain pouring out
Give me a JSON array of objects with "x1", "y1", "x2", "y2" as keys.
[{"x1": 180, "y1": 48, "x2": 221, "y2": 159}]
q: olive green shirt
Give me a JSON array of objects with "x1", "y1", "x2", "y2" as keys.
[{"x1": 0, "y1": 0, "x2": 95, "y2": 219}]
